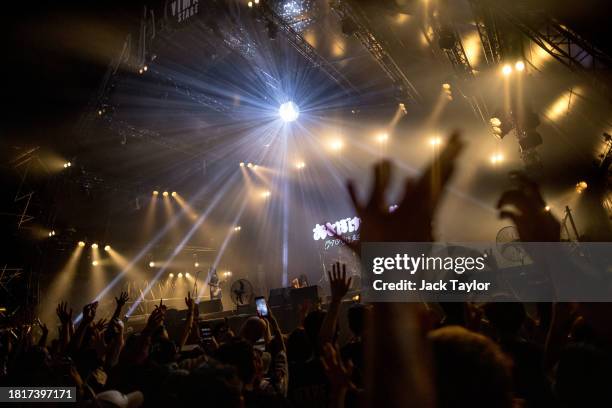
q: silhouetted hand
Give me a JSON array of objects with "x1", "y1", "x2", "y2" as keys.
[
  {"x1": 328, "y1": 262, "x2": 352, "y2": 302},
  {"x1": 185, "y1": 292, "x2": 195, "y2": 312},
  {"x1": 56, "y1": 302, "x2": 73, "y2": 324},
  {"x1": 346, "y1": 131, "x2": 464, "y2": 244},
  {"x1": 497, "y1": 172, "x2": 560, "y2": 242},
  {"x1": 82, "y1": 302, "x2": 98, "y2": 325},
  {"x1": 115, "y1": 292, "x2": 129, "y2": 307}
]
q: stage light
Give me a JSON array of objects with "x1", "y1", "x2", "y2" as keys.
[
  {"x1": 153, "y1": 190, "x2": 159, "y2": 196},
  {"x1": 576, "y1": 181, "x2": 588, "y2": 193},
  {"x1": 92, "y1": 260, "x2": 99, "y2": 266},
  {"x1": 429, "y1": 137, "x2": 442, "y2": 146},
  {"x1": 104, "y1": 245, "x2": 111, "y2": 252},
  {"x1": 178, "y1": 273, "x2": 183, "y2": 278},
  {"x1": 490, "y1": 153, "x2": 504, "y2": 164},
  {"x1": 171, "y1": 191, "x2": 177, "y2": 197},
  {"x1": 163, "y1": 191, "x2": 169, "y2": 197},
  {"x1": 544, "y1": 205, "x2": 551, "y2": 212},
  {"x1": 389, "y1": 204, "x2": 399, "y2": 213},
  {"x1": 138, "y1": 68, "x2": 144, "y2": 74},
  {"x1": 515, "y1": 61, "x2": 525, "y2": 71},
  {"x1": 149, "y1": 261, "x2": 155, "y2": 268},
  {"x1": 295, "y1": 161, "x2": 306, "y2": 169},
  {"x1": 376, "y1": 132, "x2": 389, "y2": 143},
  {"x1": 234, "y1": 226, "x2": 242, "y2": 231},
  {"x1": 502, "y1": 64, "x2": 513, "y2": 76},
  {"x1": 223, "y1": 271, "x2": 232, "y2": 278},
  {"x1": 186, "y1": 272, "x2": 191, "y2": 278},
  {"x1": 143, "y1": 65, "x2": 148, "y2": 72},
  {"x1": 329, "y1": 139, "x2": 344, "y2": 151},
  {"x1": 399, "y1": 103, "x2": 407, "y2": 114},
  {"x1": 254, "y1": 0, "x2": 259, "y2": 3},
  {"x1": 248, "y1": 1, "x2": 253, "y2": 7},
  {"x1": 194, "y1": 262, "x2": 199, "y2": 267},
  {"x1": 78, "y1": 241, "x2": 86, "y2": 247},
  {"x1": 247, "y1": 163, "x2": 253, "y2": 168},
  {"x1": 91, "y1": 243, "x2": 99, "y2": 249},
  {"x1": 169, "y1": 273, "x2": 174, "y2": 278},
  {"x1": 240, "y1": 162, "x2": 245, "y2": 167},
  {"x1": 253, "y1": 164, "x2": 258, "y2": 170},
  {"x1": 490, "y1": 117, "x2": 502, "y2": 127},
  {"x1": 279, "y1": 101, "x2": 300, "y2": 122},
  {"x1": 442, "y1": 83, "x2": 451, "y2": 90},
  {"x1": 261, "y1": 190, "x2": 271, "y2": 198}
]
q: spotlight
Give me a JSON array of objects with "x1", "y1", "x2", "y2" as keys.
[
  {"x1": 389, "y1": 204, "x2": 399, "y2": 213},
  {"x1": 544, "y1": 205, "x2": 551, "y2": 212},
  {"x1": 178, "y1": 273, "x2": 183, "y2": 278},
  {"x1": 78, "y1": 241, "x2": 86, "y2": 247},
  {"x1": 576, "y1": 181, "x2": 588, "y2": 193},
  {"x1": 138, "y1": 68, "x2": 144, "y2": 74},
  {"x1": 247, "y1": 163, "x2": 253, "y2": 168},
  {"x1": 248, "y1": 1, "x2": 253, "y2": 7},
  {"x1": 91, "y1": 243, "x2": 99, "y2": 249},
  {"x1": 279, "y1": 101, "x2": 300, "y2": 122},
  {"x1": 329, "y1": 139, "x2": 344, "y2": 151},
  {"x1": 194, "y1": 262, "x2": 199, "y2": 268},
  {"x1": 153, "y1": 190, "x2": 159, "y2": 196},
  {"x1": 376, "y1": 133, "x2": 389, "y2": 143},
  {"x1": 92, "y1": 260, "x2": 99, "y2": 266},
  {"x1": 171, "y1": 191, "x2": 177, "y2": 197},
  {"x1": 429, "y1": 137, "x2": 442, "y2": 146},
  {"x1": 223, "y1": 271, "x2": 232, "y2": 278},
  {"x1": 149, "y1": 261, "x2": 155, "y2": 268},
  {"x1": 186, "y1": 272, "x2": 191, "y2": 278},
  {"x1": 253, "y1": 164, "x2": 259, "y2": 170},
  {"x1": 261, "y1": 190, "x2": 271, "y2": 198},
  {"x1": 240, "y1": 162, "x2": 245, "y2": 167},
  {"x1": 490, "y1": 153, "x2": 504, "y2": 164},
  {"x1": 295, "y1": 161, "x2": 306, "y2": 169},
  {"x1": 490, "y1": 117, "x2": 502, "y2": 127},
  {"x1": 515, "y1": 61, "x2": 525, "y2": 71},
  {"x1": 143, "y1": 65, "x2": 148, "y2": 72},
  {"x1": 442, "y1": 83, "x2": 451, "y2": 90},
  {"x1": 169, "y1": 273, "x2": 174, "y2": 278},
  {"x1": 234, "y1": 226, "x2": 242, "y2": 231},
  {"x1": 163, "y1": 191, "x2": 169, "y2": 197},
  {"x1": 104, "y1": 245, "x2": 111, "y2": 252},
  {"x1": 502, "y1": 64, "x2": 513, "y2": 76},
  {"x1": 399, "y1": 103, "x2": 407, "y2": 114},
  {"x1": 254, "y1": 0, "x2": 259, "y2": 3}
]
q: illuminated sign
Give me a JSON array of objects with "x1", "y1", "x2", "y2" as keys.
[{"x1": 313, "y1": 217, "x2": 361, "y2": 241}]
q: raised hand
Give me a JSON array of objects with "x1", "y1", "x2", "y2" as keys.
[
  {"x1": 497, "y1": 171, "x2": 560, "y2": 242},
  {"x1": 346, "y1": 131, "x2": 464, "y2": 244},
  {"x1": 56, "y1": 302, "x2": 73, "y2": 324},
  {"x1": 328, "y1": 262, "x2": 352, "y2": 302},
  {"x1": 82, "y1": 302, "x2": 98, "y2": 325},
  {"x1": 115, "y1": 291, "x2": 129, "y2": 307},
  {"x1": 94, "y1": 318, "x2": 107, "y2": 332},
  {"x1": 185, "y1": 292, "x2": 195, "y2": 312}
]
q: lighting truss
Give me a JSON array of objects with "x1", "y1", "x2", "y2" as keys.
[
  {"x1": 330, "y1": 0, "x2": 419, "y2": 102},
  {"x1": 258, "y1": 1, "x2": 359, "y2": 97},
  {"x1": 467, "y1": 0, "x2": 503, "y2": 66}
]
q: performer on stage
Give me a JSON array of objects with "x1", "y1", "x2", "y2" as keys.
[{"x1": 209, "y1": 267, "x2": 221, "y2": 300}]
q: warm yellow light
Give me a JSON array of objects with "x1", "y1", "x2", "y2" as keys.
[
  {"x1": 104, "y1": 245, "x2": 111, "y2": 252},
  {"x1": 223, "y1": 271, "x2": 233, "y2": 278},
  {"x1": 254, "y1": 0, "x2": 260, "y2": 4},
  {"x1": 329, "y1": 139, "x2": 344, "y2": 151},
  {"x1": 429, "y1": 137, "x2": 442, "y2": 146},
  {"x1": 91, "y1": 243, "x2": 99, "y2": 249},
  {"x1": 153, "y1": 190, "x2": 159, "y2": 196},
  {"x1": 171, "y1": 191, "x2": 177, "y2": 197},
  {"x1": 490, "y1": 153, "x2": 504, "y2": 164},
  {"x1": 186, "y1": 272, "x2": 191, "y2": 278},
  {"x1": 248, "y1": 1, "x2": 253, "y2": 7},
  {"x1": 247, "y1": 163, "x2": 253, "y2": 168},
  {"x1": 295, "y1": 161, "x2": 306, "y2": 169},
  {"x1": 234, "y1": 226, "x2": 242, "y2": 231},
  {"x1": 149, "y1": 261, "x2": 155, "y2": 268},
  {"x1": 178, "y1": 273, "x2": 183, "y2": 278},
  {"x1": 261, "y1": 190, "x2": 271, "y2": 198},
  {"x1": 163, "y1": 191, "x2": 169, "y2": 197},
  {"x1": 169, "y1": 273, "x2": 174, "y2": 278},
  {"x1": 576, "y1": 181, "x2": 588, "y2": 193},
  {"x1": 502, "y1": 64, "x2": 513, "y2": 76},
  {"x1": 544, "y1": 205, "x2": 551, "y2": 212},
  {"x1": 138, "y1": 68, "x2": 144, "y2": 74},
  {"x1": 376, "y1": 132, "x2": 389, "y2": 143},
  {"x1": 442, "y1": 83, "x2": 451, "y2": 90},
  {"x1": 143, "y1": 65, "x2": 148, "y2": 72},
  {"x1": 78, "y1": 241, "x2": 86, "y2": 247},
  {"x1": 490, "y1": 117, "x2": 502, "y2": 127},
  {"x1": 92, "y1": 260, "x2": 99, "y2": 266},
  {"x1": 253, "y1": 164, "x2": 258, "y2": 170},
  {"x1": 194, "y1": 262, "x2": 199, "y2": 268},
  {"x1": 515, "y1": 61, "x2": 525, "y2": 71},
  {"x1": 239, "y1": 162, "x2": 245, "y2": 167}
]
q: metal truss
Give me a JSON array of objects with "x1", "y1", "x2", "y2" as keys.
[
  {"x1": 467, "y1": 0, "x2": 503, "y2": 66},
  {"x1": 330, "y1": 0, "x2": 419, "y2": 102},
  {"x1": 258, "y1": 1, "x2": 359, "y2": 96}
]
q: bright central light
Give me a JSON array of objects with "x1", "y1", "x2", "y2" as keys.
[{"x1": 279, "y1": 101, "x2": 299, "y2": 122}]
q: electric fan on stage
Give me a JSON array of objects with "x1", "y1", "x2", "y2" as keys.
[{"x1": 230, "y1": 279, "x2": 254, "y2": 307}]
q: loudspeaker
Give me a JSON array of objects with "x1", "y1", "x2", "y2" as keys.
[
  {"x1": 198, "y1": 299, "x2": 223, "y2": 314},
  {"x1": 290, "y1": 285, "x2": 320, "y2": 307},
  {"x1": 268, "y1": 287, "x2": 291, "y2": 307}
]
